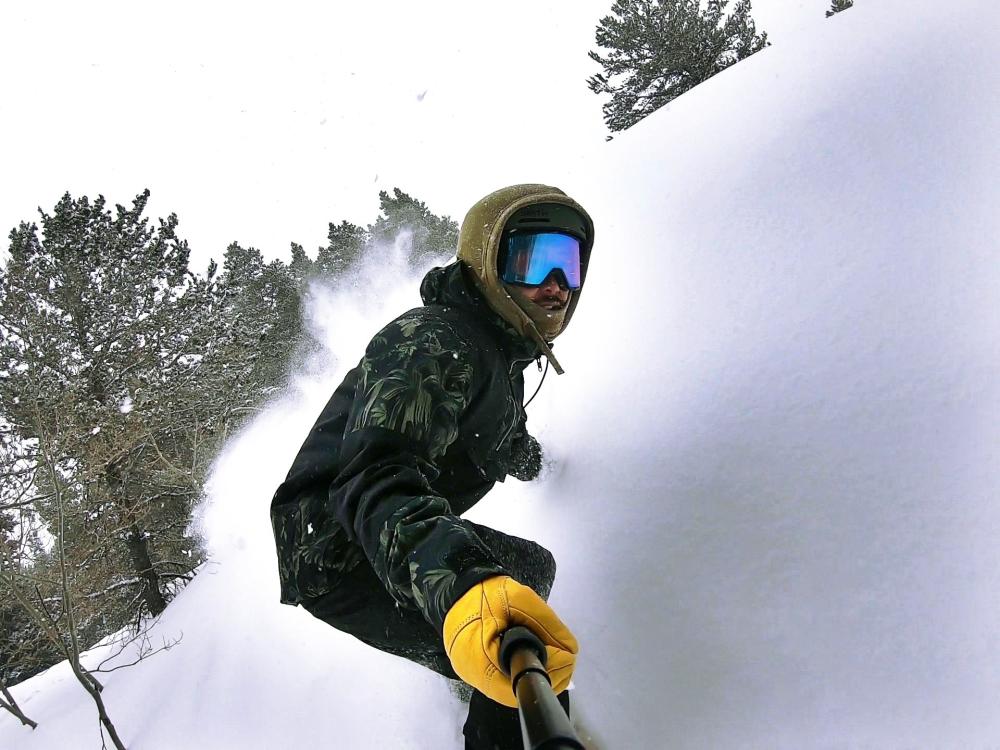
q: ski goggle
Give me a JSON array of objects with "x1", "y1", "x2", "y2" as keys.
[{"x1": 500, "y1": 231, "x2": 582, "y2": 289}]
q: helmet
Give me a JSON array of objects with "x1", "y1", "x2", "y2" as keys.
[{"x1": 457, "y1": 184, "x2": 594, "y2": 374}]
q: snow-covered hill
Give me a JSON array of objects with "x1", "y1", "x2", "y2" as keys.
[{"x1": 3, "y1": 0, "x2": 998, "y2": 747}]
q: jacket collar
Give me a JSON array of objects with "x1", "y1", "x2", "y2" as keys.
[{"x1": 419, "y1": 262, "x2": 540, "y2": 370}]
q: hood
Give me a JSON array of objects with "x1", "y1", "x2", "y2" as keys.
[{"x1": 456, "y1": 184, "x2": 594, "y2": 375}]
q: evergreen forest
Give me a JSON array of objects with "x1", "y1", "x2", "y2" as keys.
[{"x1": 0, "y1": 188, "x2": 458, "y2": 695}]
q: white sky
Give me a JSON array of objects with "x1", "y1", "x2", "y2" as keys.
[{"x1": 1, "y1": 0, "x2": 822, "y2": 272}]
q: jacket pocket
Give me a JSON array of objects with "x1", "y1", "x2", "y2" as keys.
[{"x1": 272, "y1": 494, "x2": 368, "y2": 604}]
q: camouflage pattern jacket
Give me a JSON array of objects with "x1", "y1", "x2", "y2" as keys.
[{"x1": 270, "y1": 262, "x2": 543, "y2": 632}]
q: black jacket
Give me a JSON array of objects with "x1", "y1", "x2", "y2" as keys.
[{"x1": 270, "y1": 262, "x2": 542, "y2": 632}]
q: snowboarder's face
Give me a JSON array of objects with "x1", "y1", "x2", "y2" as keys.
[{"x1": 506, "y1": 270, "x2": 571, "y2": 312}]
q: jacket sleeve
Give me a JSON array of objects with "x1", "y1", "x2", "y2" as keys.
[
  {"x1": 331, "y1": 312, "x2": 508, "y2": 632},
  {"x1": 503, "y1": 373, "x2": 543, "y2": 481}
]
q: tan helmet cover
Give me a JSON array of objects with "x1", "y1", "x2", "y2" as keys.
[{"x1": 457, "y1": 184, "x2": 594, "y2": 374}]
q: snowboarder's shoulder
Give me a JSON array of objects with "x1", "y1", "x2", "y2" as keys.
[{"x1": 366, "y1": 305, "x2": 483, "y2": 360}]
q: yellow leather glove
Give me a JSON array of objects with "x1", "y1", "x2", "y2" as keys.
[{"x1": 442, "y1": 575, "x2": 578, "y2": 707}]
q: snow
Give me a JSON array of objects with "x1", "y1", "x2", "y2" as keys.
[{"x1": 3, "y1": 0, "x2": 999, "y2": 748}]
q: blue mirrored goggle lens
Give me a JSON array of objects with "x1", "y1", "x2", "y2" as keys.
[{"x1": 501, "y1": 232, "x2": 582, "y2": 289}]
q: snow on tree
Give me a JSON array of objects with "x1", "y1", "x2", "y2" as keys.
[
  {"x1": 588, "y1": 0, "x2": 769, "y2": 134},
  {"x1": 827, "y1": 0, "x2": 855, "y2": 18},
  {"x1": 0, "y1": 190, "x2": 204, "y2": 636}
]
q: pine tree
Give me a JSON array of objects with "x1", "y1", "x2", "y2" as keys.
[
  {"x1": 311, "y1": 189, "x2": 458, "y2": 283},
  {"x1": 183, "y1": 242, "x2": 305, "y2": 437},
  {"x1": 0, "y1": 190, "x2": 204, "y2": 633},
  {"x1": 369, "y1": 188, "x2": 459, "y2": 269},
  {"x1": 588, "y1": 0, "x2": 769, "y2": 134},
  {"x1": 826, "y1": 0, "x2": 853, "y2": 17},
  {"x1": 315, "y1": 220, "x2": 368, "y2": 281}
]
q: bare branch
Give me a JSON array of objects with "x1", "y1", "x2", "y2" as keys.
[
  {"x1": 95, "y1": 626, "x2": 183, "y2": 674},
  {"x1": 0, "y1": 679, "x2": 38, "y2": 730}
]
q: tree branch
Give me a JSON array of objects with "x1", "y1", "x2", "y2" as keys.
[{"x1": 0, "y1": 679, "x2": 38, "y2": 730}]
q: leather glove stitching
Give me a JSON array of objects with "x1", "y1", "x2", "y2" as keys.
[
  {"x1": 446, "y1": 613, "x2": 481, "y2": 655},
  {"x1": 499, "y1": 576, "x2": 511, "y2": 621},
  {"x1": 507, "y1": 606, "x2": 576, "y2": 650}
]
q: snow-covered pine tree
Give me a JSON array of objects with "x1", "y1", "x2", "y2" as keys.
[
  {"x1": 311, "y1": 188, "x2": 458, "y2": 283},
  {"x1": 182, "y1": 241, "x2": 305, "y2": 440},
  {"x1": 314, "y1": 220, "x2": 368, "y2": 281},
  {"x1": 368, "y1": 188, "x2": 459, "y2": 270},
  {"x1": 827, "y1": 0, "x2": 854, "y2": 17},
  {"x1": 588, "y1": 0, "x2": 769, "y2": 134},
  {"x1": 0, "y1": 191, "x2": 204, "y2": 635}
]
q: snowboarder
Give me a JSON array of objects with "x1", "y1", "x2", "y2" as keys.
[{"x1": 270, "y1": 184, "x2": 594, "y2": 749}]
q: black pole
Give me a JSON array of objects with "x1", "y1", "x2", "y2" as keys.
[{"x1": 500, "y1": 626, "x2": 585, "y2": 750}]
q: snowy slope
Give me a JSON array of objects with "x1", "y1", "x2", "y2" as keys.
[
  {"x1": 532, "y1": 0, "x2": 999, "y2": 746},
  {"x1": 3, "y1": 0, "x2": 999, "y2": 747}
]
